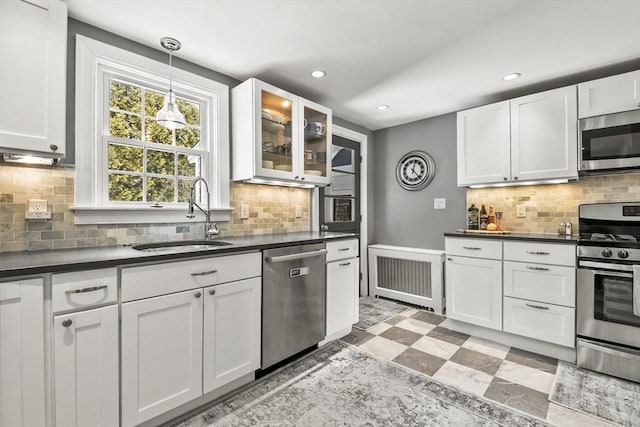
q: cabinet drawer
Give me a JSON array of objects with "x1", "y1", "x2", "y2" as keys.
[
  {"x1": 504, "y1": 261, "x2": 575, "y2": 307},
  {"x1": 503, "y1": 241, "x2": 575, "y2": 266},
  {"x1": 445, "y1": 237, "x2": 502, "y2": 260},
  {"x1": 121, "y1": 252, "x2": 261, "y2": 302},
  {"x1": 52, "y1": 268, "x2": 117, "y2": 314},
  {"x1": 326, "y1": 239, "x2": 358, "y2": 262},
  {"x1": 503, "y1": 297, "x2": 575, "y2": 347}
]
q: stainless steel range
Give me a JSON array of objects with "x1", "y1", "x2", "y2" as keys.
[{"x1": 577, "y1": 202, "x2": 640, "y2": 383}]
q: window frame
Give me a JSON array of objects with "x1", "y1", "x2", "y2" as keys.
[{"x1": 73, "y1": 35, "x2": 230, "y2": 224}]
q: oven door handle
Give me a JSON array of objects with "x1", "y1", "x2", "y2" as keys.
[
  {"x1": 579, "y1": 260, "x2": 634, "y2": 275},
  {"x1": 633, "y1": 266, "x2": 640, "y2": 317}
]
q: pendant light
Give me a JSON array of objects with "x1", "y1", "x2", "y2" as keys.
[{"x1": 156, "y1": 37, "x2": 186, "y2": 130}]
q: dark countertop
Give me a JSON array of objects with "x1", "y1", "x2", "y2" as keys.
[
  {"x1": 0, "y1": 232, "x2": 358, "y2": 279},
  {"x1": 444, "y1": 230, "x2": 577, "y2": 244}
]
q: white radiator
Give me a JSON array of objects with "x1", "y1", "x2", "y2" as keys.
[{"x1": 368, "y1": 244, "x2": 445, "y2": 315}]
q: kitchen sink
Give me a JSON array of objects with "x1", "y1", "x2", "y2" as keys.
[{"x1": 132, "y1": 240, "x2": 234, "y2": 253}]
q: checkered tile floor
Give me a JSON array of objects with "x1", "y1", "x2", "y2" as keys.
[{"x1": 340, "y1": 307, "x2": 616, "y2": 426}]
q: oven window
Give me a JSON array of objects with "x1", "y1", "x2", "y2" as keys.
[
  {"x1": 582, "y1": 123, "x2": 640, "y2": 161},
  {"x1": 594, "y1": 274, "x2": 640, "y2": 327}
]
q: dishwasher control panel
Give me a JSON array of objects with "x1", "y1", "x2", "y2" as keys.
[{"x1": 289, "y1": 266, "x2": 309, "y2": 278}]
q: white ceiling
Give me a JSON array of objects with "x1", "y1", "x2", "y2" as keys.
[{"x1": 63, "y1": 0, "x2": 640, "y2": 131}]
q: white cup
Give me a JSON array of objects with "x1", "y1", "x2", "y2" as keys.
[{"x1": 262, "y1": 160, "x2": 274, "y2": 169}]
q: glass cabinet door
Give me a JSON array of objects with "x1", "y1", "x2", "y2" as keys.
[
  {"x1": 259, "y1": 88, "x2": 295, "y2": 177},
  {"x1": 301, "y1": 100, "x2": 331, "y2": 185}
]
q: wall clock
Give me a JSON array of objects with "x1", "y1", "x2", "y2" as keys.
[{"x1": 395, "y1": 150, "x2": 436, "y2": 191}]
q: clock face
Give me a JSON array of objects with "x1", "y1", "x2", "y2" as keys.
[{"x1": 396, "y1": 150, "x2": 436, "y2": 191}]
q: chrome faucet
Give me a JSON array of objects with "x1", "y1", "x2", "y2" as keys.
[{"x1": 187, "y1": 177, "x2": 219, "y2": 240}]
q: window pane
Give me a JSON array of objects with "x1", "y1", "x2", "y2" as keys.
[
  {"x1": 109, "y1": 174, "x2": 143, "y2": 201},
  {"x1": 176, "y1": 127, "x2": 201, "y2": 149},
  {"x1": 178, "y1": 154, "x2": 201, "y2": 177},
  {"x1": 108, "y1": 143, "x2": 143, "y2": 172},
  {"x1": 145, "y1": 89, "x2": 165, "y2": 117},
  {"x1": 109, "y1": 112, "x2": 141, "y2": 139},
  {"x1": 178, "y1": 178, "x2": 194, "y2": 203},
  {"x1": 332, "y1": 146, "x2": 355, "y2": 172},
  {"x1": 324, "y1": 197, "x2": 354, "y2": 222},
  {"x1": 147, "y1": 149, "x2": 175, "y2": 175},
  {"x1": 110, "y1": 80, "x2": 141, "y2": 113},
  {"x1": 177, "y1": 98, "x2": 200, "y2": 126},
  {"x1": 325, "y1": 171, "x2": 354, "y2": 197},
  {"x1": 145, "y1": 119, "x2": 172, "y2": 145},
  {"x1": 147, "y1": 177, "x2": 175, "y2": 202}
]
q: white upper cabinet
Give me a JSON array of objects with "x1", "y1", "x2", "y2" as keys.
[
  {"x1": 578, "y1": 70, "x2": 640, "y2": 118},
  {"x1": 457, "y1": 85, "x2": 578, "y2": 186},
  {"x1": 232, "y1": 78, "x2": 332, "y2": 186},
  {"x1": 0, "y1": 0, "x2": 67, "y2": 158}
]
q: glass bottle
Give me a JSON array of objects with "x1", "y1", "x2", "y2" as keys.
[
  {"x1": 487, "y1": 205, "x2": 496, "y2": 225},
  {"x1": 479, "y1": 204, "x2": 488, "y2": 230},
  {"x1": 468, "y1": 204, "x2": 479, "y2": 230}
]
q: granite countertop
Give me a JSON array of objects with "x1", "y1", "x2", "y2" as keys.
[
  {"x1": 444, "y1": 230, "x2": 578, "y2": 244},
  {"x1": 0, "y1": 231, "x2": 357, "y2": 279}
]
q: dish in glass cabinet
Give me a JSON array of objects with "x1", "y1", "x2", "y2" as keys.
[
  {"x1": 274, "y1": 164, "x2": 292, "y2": 171},
  {"x1": 262, "y1": 119, "x2": 285, "y2": 132},
  {"x1": 306, "y1": 170, "x2": 323, "y2": 176}
]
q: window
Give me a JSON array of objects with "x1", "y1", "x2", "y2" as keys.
[{"x1": 73, "y1": 35, "x2": 230, "y2": 224}]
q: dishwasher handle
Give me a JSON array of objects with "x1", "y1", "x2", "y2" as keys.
[{"x1": 265, "y1": 249, "x2": 327, "y2": 263}]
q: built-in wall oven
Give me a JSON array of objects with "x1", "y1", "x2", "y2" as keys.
[{"x1": 577, "y1": 202, "x2": 640, "y2": 382}]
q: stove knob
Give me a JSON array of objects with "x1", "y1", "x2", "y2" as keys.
[
  {"x1": 601, "y1": 249, "x2": 613, "y2": 257},
  {"x1": 618, "y1": 250, "x2": 630, "y2": 259}
]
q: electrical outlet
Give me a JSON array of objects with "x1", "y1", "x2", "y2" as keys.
[
  {"x1": 295, "y1": 205, "x2": 302, "y2": 218},
  {"x1": 434, "y1": 198, "x2": 446, "y2": 209},
  {"x1": 516, "y1": 204, "x2": 526, "y2": 218},
  {"x1": 28, "y1": 199, "x2": 48, "y2": 212},
  {"x1": 25, "y1": 211, "x2": 51, "y2": 219},
  {"x1": 240, "y1": 204, "x2": 249, "y2": 219}
]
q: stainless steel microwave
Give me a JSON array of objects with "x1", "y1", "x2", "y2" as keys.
[{"x1": 580, "y1": 109, "x2": 640, "y2": 173}]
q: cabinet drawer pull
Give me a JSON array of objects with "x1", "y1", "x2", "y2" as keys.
[
  {"x1": 525, "y1": 251, "x2": 550, "y2": 255},
  {"x1": 338, "y1": 248, "x2": 350, "y2": 251},
  {"x1": 525, "y1": 266, "x2": 550, "y2": 271},
  {"x1": 462, "y1": 246, "x2": 481, "y2": 250},
  {"x1": 339, "y1": 262, "x2": 351, "y2": 267},
  {"x1": 65, "y1": 285, "x2": 108, "y2": 294},
  {"x1": 195, "y1": 292, "x2": 202, "y2": 298},
  {"x1": 62, "y1": 319, "x2": 72, "y2": 328},
  {"x1": 526, "y1": 303, "x2": 549, "y2": 310},
  {"x1": 447, "y1": 257, "x2": 453, "y2": 261},
  {"x1": 191, "y1": 269, "x2": 218, "y2": 277},
  {"x1": 209, "y1": 289, "x2": 216, "y2": 296}
]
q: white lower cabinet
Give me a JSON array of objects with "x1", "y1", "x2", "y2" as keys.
[
  {"x1": 0, "y1": 278, "x2": 45, "y2": 427},
  {"x1": 54, "y1": 305, "x2": 119, "y2": 427},
  {"x1": 203, "y1": 278, "x2": 261, "y2": 393},
  {"x1": 445, "y1": 255, "x2": 503, "y2": 330},
  {"x1": 326, "y1": 257, "x2": 360, "y2": 337},
  {"x1": 122, "y1": 289, "x2": 204, "y2": 427},
  {"x1": 503, "y1": 297, "x2": 575, "y2": 347}
]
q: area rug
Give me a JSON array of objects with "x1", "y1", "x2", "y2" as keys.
[
  {"x1": 173, "y1": 341, "x2": 549, "y2": 427},
  {"x1": 549, "y1": 361, "x2": 640, "y2": 426},
  {"x1": 354, "y1": 296, "x2": 411, "y2": 330}
]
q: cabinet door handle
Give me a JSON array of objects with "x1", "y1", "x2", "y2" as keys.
[
  {"x1": 447, "y1": 257, "x2": 453, "y2": 261},
  {"x1": 209, "y1": 289, "x2": 216, "y2": 296},
  {"x1": 462, "y1": 246, "x2": 481, "y2": 250},
  {"x1": 65, "y1": 285, "x2": 108, "y2": 294},
  {"x1": 526, "y1": 266, "x2": 550, "y2": 271},
  {"x1": 339, "y1": 262, "x2": 351, "y2": 267},
  {"x1": 526, "y1": 251, "x2": 550, "y2": 255},
  {"x1": 62, "y1": 319, "x2": 73, "y2": 328},
  {"x1": 194, "y1": 292, "x2": 202, "y2": 299},
  {"x1": 191, "y1": 269, "x2": 218, "y2": 277},
  {"x1": 526, "y1": 303, "x2": 549, "y2": 310},
  {"x1": 338, "y1": 248, "x2": 350, "y2": 251}
]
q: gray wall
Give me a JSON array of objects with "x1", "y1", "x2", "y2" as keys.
[{"x1": 372, "y1": 113, "x2": 465, "y2": 250}]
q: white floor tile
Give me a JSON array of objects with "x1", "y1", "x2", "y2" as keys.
[
  {"x1": 358, "y1": 336, "x2": 408, "y2": 361},
  {"x1": 432, "y1": 361, "x2": 493, "y2": 396},
  {"x1": 462, "y1": 336, "x2": 510, "y2": 360},
  {"x1": 367, "y1": 322, "x2": 393, "y2": 335},
  {"x1": 400, "y1": 308, "x2": 419, "y2": 317},
  {"x1": 495, "y1": 359, "x2": 556, "y2": 394},
  {"x1": 411, "y1": 335, "x2": 459, "y2": 360},
  {"x1": 546, "y1": 402, "x2": 617, "y2": 427},
  {"x1": 394, "y1": 317, "x2": 437, "y2": 335}
]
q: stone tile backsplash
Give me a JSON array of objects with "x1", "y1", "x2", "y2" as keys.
[
  {"x1": 0, "y1": 165, "x2": 310, "y2": 253},
  {"x1": 467, "y1": 172, "x2": 640, "y2": 234}
]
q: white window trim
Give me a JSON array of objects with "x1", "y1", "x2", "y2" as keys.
[{"x1": 72, "y1": 35, "x2": 231, "y2": 224}]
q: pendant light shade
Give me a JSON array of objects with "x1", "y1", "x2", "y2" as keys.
[{"x1": 157, "y1": 37, "x2": 186, "y2": 130}]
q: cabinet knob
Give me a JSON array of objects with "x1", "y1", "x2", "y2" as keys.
[
  {"x1": 209, "y1": 289, "x2": 216, "y2": 296},
  {"x1": 62, "y1": 319, "x2": 72, "y2": 328},
  {"x1": 194, "y1": 291, "x2": 202, "y2": 298},
  {"x1": 300, "y1": 177, "x2": 305, "y2": 180},
  {"x1": 49, "y1": 144, "x2": 58, "y2": 152},
  {"x1": 503, "y1": 177, "x2": 508, "y2": 180},
  {"x1": 294, "y1": 176, "x2": 299, "y2": 180},
  {"x1": 513, "y1": 176, "x2": 518, "y2": 180}
]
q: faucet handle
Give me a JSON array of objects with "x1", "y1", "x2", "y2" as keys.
[{"x1": 207, "y1": 222, "x2": 220, "y2": 237}]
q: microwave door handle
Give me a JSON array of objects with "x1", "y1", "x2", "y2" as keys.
[{"x1": 634, "y1": 266, "x2": 640, "y2": 317}]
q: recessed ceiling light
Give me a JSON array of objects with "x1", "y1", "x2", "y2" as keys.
[
  {"x1": 376, "y1": 105, "x2": 389, "y2": 110},
  {"x1": 503, "y1": 73, "x2": 521, "y2": 81},
  {"x1": 311, "y1": 70, "x2": 326, "y2": 78}
]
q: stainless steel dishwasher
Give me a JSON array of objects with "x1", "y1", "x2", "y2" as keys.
[{"x1": 262, "y1": 243, "x2": 327, "y2": 369}]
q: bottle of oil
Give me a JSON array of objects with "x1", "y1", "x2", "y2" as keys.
[
  {"x1": 467, "y1": 204, "x2": 479, "y2": 230},
  {"x1": 479, "y1": 204, "x2": 488, "y2": 230},
  {"x1": 487, "y1": 205, "x2": 496, "y2": 226}
]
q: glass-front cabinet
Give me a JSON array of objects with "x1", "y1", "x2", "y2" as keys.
[{"x1": 232, "y1": 78, "x2": 331, "y2": 186}]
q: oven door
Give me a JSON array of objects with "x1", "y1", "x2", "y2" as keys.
[
  {"x1": 579, "y1": 110, "x2": 640, "y2": 171},
  {"x1": 577, "y1": 262, "x2": 640, "y2": 348}
]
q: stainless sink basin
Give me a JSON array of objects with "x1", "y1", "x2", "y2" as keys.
[{"x1": 132, "y1": 240, "x2": 234, "y2": 253}]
